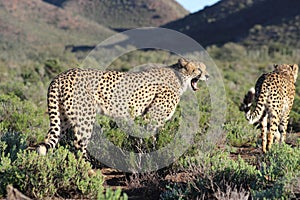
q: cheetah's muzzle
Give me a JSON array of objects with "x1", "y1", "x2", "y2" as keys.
[{"x1": 191, "y1": 74, "x2": 209, "y2": 91}]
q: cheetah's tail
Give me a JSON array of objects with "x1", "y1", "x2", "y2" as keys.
[
  {"x1": 37, "y1": 79, "x2": 61, "y2": 156},
  {"x1": 239, "y1": 87, "x2": 255, "y2": 113}
]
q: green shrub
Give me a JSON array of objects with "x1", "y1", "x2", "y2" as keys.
[
  {"x1": 0, "y1": 146, "x2": 104, "y2": 199},
  {"x1": 0, "y1": 82, "x2": 28, "y2": 101},
  {"x1": 260, "y1": 144, "x2": 300, "y2": 181},
  {"x1": 0, "y1": 132, "x2": 27, "y2": 163},
  {"x1": 44, "y1": 58, "x2": 65, "y2": 79},
  {"x1": 224, "y1": 120, "x2": 258, "y2": 147},
  {"x1": 161, "y1": 150, "x2": 260, "y2": 199},
  {"x1": 207, "y1": 43, "x2": 247, "y2": 62},
  {"x1": 162, "y1": 144, "x2": 300, "y2": 199},
  {"x1": 253, "y1": 144, "x2": 300, "y2": 199},
  {"x1": 161, "y1": 184, "x2": 190, "y2": 200},
  {"x1": 98, "y1": 188, "x2": 128, "y2": 200},
  {"x1": 0, "y1": 94, "x2": 48, "y2": 144}
]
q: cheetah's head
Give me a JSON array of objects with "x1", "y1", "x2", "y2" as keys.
[
  {"x1": 274, "y1": 63, "x2": 298, "y2": 83},
  {"x1": 178, "y1": 58, "x2": 209, "y2": 91}
]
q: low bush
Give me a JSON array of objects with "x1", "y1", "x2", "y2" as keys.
[
  {"x1": 253, "y1": 144, "x2": 300, "y2": 199},
  {"x1": 161, "y1": 145, "x2": 300, "y2": 199},
  {"x1": 0, "y1": 145, "x2": 128, "y2": 199},
  {"x1": 0, "y1": 146, "x2": 103, "y2": 198},
  {"x1": 0, "y1": 94, "x2": 48, "y2": 145}
]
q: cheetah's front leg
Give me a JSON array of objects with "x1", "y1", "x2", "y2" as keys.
[
  {"x1": 279, "y1": 115, "x2": 289, "y2": 144},
  {"x1": 142, "y1": 89, "x2": 180, "y2": 132},
  {"x1": 73, "y1": 99, "x2": 97, "y2": 160}
]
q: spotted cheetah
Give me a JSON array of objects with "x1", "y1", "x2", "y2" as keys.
[
  {"x1": 37, "y1": 58, "x2": 209, "y2": 159},
  {"x1": 240, "y1": 64, "x2": 298, "y2": 153}
]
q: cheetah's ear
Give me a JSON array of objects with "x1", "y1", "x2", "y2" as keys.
[
  {"x1": 273, "y1": 64, "x2": 279, "y2": 69},
  {"x1": 291, "y1": 64, "x2": 299, "y2": 83},
  {"x1": 178, "y1": 58, "x2": 189, "y2": 67},
  {"x1": 290, "y1": 64, "x2": 298, "y2": 70}
]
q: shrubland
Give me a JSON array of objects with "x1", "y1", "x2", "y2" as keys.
[{"x1": 0, "y1": 43, "x2": 299, "y2": 199}]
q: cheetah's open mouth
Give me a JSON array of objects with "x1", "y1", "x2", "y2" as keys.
[{"x1": 191, "y1": 77, "x2": 199, "y2": 91}]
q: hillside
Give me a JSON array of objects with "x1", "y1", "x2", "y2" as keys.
[
  {"x1": 43, "y1": 0, "x2": 189, "y2": 30},
  {"x1": 164, "y1": 0, "x2": 300, "y2": 48},
  {"x1": 0, "y1": 0, "x2": 115, "y2": 64}
]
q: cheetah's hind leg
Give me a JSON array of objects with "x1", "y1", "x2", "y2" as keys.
[
  {"x1": 267, "y1": 111, "x2": 280, "y2": 151},
  {"x1": 278, "y1": 114, "x2": 289, "y2": 144}
]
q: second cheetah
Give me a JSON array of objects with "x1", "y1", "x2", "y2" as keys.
[{"x1": 240, "y1": 64, "x2": 298, "y2": 152}]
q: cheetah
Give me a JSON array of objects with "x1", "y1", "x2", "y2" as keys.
[
  {"x1": 37, "y1": 58, "x2": 209, "y2": 159},
  {"x1": 240, "y1": 64, "x2": 298, "y2": 153}
]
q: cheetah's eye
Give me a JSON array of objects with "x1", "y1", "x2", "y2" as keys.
[{"x1": 195, "y1": 68, "x2": 201, "y2": 73}]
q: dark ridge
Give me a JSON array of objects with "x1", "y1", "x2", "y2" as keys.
[{"x1": 164, "y1": 0, "x2": 300, "y2": 48}]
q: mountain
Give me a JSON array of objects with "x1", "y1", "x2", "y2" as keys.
[
  {"x1": 2, "y1": 0, "x2": 299, "y2": 67},
  {"x1": 0, "y1": 0, "x2": 115, "y2": 64},
  {"x1": 0, "y1": 0, "x2": 188, "y2": 65},
  {"x1": 164, "y1": 0, "x2": 300, "y2": 48},
  {"x1": 43, "y1": 0, "x2": 189, "y2": 31}
]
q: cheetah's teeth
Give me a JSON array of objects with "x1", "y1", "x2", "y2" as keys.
[{"x1": 191, "y1": 78, "x2": 199, "y2": 91}]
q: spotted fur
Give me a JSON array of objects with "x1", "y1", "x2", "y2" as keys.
[
  {"x1": 240, "y1": 64, "x2": 298, "y2": 152},
  {"x1": 37, "y1": 58, "x2": 209, "y2": 158}
]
